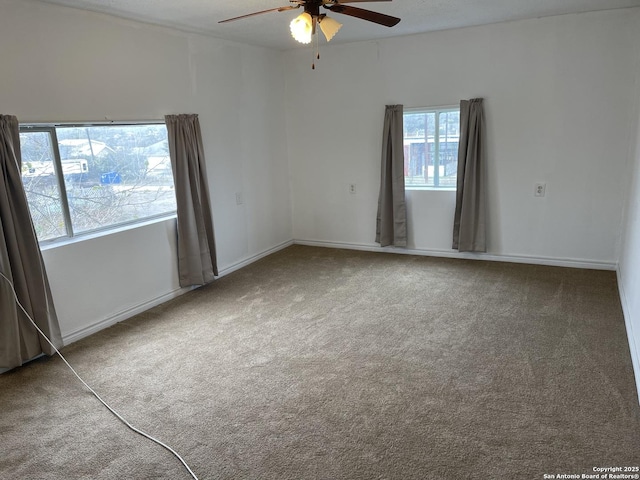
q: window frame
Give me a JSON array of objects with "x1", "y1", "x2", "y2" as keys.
[
  {"x1": 403, "y1": 105, "x2": 460, "y2": 191},
  {"x1": 19, "y1": 121, "x2": 177, "y2": 245}
]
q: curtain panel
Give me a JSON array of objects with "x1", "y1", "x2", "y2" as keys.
[
  {"x1": 376, "y1": 105, "x2": 407, "y2": 247},
  {"x1": 165, "y1": 114, "x2": 218, "y2": 287},
  {"x1": 453, "y1": 99, "x2": 486, "y2": 252},
  {"x1": 0, "y1": 114, "x2": 62, "y2": 369}
]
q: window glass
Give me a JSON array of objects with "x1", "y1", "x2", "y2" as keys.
[
  {"x1": 20, "y1": 123, "x2": 176, "y2": 241},
  {"x1": 403, "y1": 108, "x2": 460, "y2": 188},
  {"x1": 19, "y1": 131, "x2": 67, "y2": 241},
  {"x1": 56, "y1": 125, "x2": 175, "y2": 234}
]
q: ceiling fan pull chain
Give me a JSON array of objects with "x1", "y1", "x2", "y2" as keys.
[{"x1": 312, "y1": 29, "x2": 318, "y2": 69}]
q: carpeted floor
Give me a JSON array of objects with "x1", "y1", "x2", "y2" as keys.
[{"x1": 1, "y1": 245, "x2": 639, "y2": 479}]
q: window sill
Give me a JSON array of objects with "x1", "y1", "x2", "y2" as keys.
[
  {"x1": 405, "y1": 186, "x2": 456, "y2": 192},
  {"x1": 39, "y1": 213, "x2": 177, "y2": 251}
]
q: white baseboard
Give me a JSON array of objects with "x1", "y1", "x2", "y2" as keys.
[
  {"x1": 217, "y1": 240, "x2": 294, "y2": 277},
  {"x1": 62, "y1": 286, "x2": 193, "y2": 345},
  {"x1": 293, "y1": 239, "x2": 617, "y2": 271},
  {"x1": 61, "y1": 239, "x2": 294, "y2": 346},
  {"x1": 616, "y1": 268, "x2": 640, "y2": 405}
]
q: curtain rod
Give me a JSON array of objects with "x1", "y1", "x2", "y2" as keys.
[
  {"x1": 20, "y1": 119, "x2": 166, "y2": 127},
  {"x1": 403, "y1": 104, "x2": 459, "y2": 112}
]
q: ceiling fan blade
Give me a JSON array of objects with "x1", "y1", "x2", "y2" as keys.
[
  {"x1": 219, "y1": 5, "x2": 298, "y2": 24},
  {"x1": 329, "y1": 0, "x2": 392, "y2": 3},
  {"x1": 326, "y1": 4, "x2": 400, "y2": 27}
]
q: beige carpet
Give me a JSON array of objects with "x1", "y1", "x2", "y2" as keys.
[{"x1": 1, "y1": 245, "x2": 639, "y2": 479}]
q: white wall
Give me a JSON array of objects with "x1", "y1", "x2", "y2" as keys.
[
  {"x1": 0, "y1": 0, "x2": 292, "y2": 341},
  {"x1": 618, "y1": 44, "x2": 640, "y2": 402},
  {"x1": 285, "y1": 9, "x2": 640, "y2": 268}
]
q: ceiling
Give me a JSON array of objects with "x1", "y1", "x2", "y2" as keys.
[{"x1": 37, "y1": 0, "x2": 640, "y2": 50}]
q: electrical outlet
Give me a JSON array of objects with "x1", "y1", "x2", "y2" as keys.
[
  {"x1": 534, "y1": 183, "x2": 546, "y2": 197},
  {"x1": 235, "y1": 192, "x2": 244, "y2": 205},
  {"x1": 349, "y1": 184, "x2": 357, "y2": 194}
]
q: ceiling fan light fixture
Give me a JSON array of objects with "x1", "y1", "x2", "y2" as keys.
[
  {"x1": 290, "y1": 12, "x2": 313, "y2": 44},
  {"x1": 319, "y1": 16, "x2": 342, "y2": 42}
]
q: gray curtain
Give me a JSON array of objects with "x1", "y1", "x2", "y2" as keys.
[
  {"x1": 376, "y1": 105, "x2": 407, "y2": 247},
  {"x1": 165, "y1": 114, "x2": 218, "y2": 287},
  {"x1": 453, "y1": 99, "x2": 486, "y2": 252},
  {"x1": 0, "y1": 115, "x2": 62, "y2": 369}
]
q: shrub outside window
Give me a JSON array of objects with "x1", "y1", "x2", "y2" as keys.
[
  {"x1": 403, "y1": 107, "x2": 460, "y2": 188},
  {"x1": 19, "y1": 123, "x2": 177, "y2": 242}
]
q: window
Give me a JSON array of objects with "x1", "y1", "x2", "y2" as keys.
[
  {"x1": 19, "y1": 123, "x2": 177, "y2": 242},
  {"x1": 403, "y1": 107, "x2": 460, "y2": 188}
]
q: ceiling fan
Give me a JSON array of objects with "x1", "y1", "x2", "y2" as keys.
[{"x1": 219, "y1": 0, "x2": 400, "y2": 45}]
